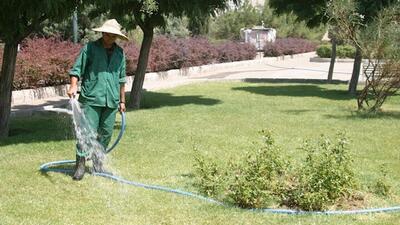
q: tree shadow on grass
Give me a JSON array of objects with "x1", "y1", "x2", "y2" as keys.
[
  {"x1": 2, "y1": 91, "x2": 219, "y2": 146},
  {"x1": 325, "y1": 110, "x2": 400, "y2": 120},
  {"x1": 126, "y1": 90, "x2": 221, "y2": 110},
  {"x1": 232, "y1": 80, "x2": 354, "y2": 101},
  {"x1": 0, "y1": 114, "x2": 75, "y2": 147},
  {"x1": 2, "y1": 113, "x2": 125, "y2": 147}
]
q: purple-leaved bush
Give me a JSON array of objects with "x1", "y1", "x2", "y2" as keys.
[
  {"x1": 1, "y1": 36, "x2": 258, "y2": 90},
  {"x1": 263, "y1": 38, "x2": 317, "y2": 57},
  {"x1": 12, "y1": 37, "x2": 81, "y2": 89}
]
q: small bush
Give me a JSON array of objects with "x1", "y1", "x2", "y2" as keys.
[
  {"x1": 316, "y1": 44, "x2": 356, "y2": 58},
  {"x1": 193, "y1": 130, "x2": 288, "y2": 208},
  {"x1": 193, "y1": 148, "x2": 224, "y2": 198},
  {"x1": 224, "y1": 130, "x2": 288, "y2": 208},
  {"x1": 337, "y1": 45, "x2": 356, "y2": 58},
  {"x1": 373, "y1": 164, "x2": 392, "y2": 197},
  {"x1": 282, "y1": 132, "x2": 356, "y2": 211},
  {"x1": 263, "y1": 38, "x2": 317, "y2": 57},
  {"x1": 316, "y1": 44, "x2": 332, "y2": 58}
]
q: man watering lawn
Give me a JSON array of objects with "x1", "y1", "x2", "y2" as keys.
[{"x1": 67, "y1": 19, "x2": 128, "y2": 181}]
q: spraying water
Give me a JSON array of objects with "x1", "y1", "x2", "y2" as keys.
[{"x1": 69, "y1": 98, "x2": 106, "y2": 168}]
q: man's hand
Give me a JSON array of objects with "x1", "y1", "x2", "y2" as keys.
[
  {"x1": 67, "y1": 85, "x2": 78, "y2": 98},
  {"x1": 68, "y1": 76, "x2": 79, "y2": 98},
  {"x1": 119, "y1": 84, "x2": 126, "y2": 112},
  {"x1": 119, "y1": 102, "x2": 126, "y2": 113}
]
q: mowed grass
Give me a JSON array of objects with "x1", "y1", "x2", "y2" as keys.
[{"x1": 1, "y1": 81, "x2": 400, "y2": 225}]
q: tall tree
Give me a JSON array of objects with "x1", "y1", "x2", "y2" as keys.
[
  {"x1": 0, "y1": 0, "x2": 78, "y2": 139},
  {"x1": 93, "y1": 0, "x2": 240, "y2": 109}
]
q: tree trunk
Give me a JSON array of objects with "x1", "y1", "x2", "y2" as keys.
[
  {"x1": 0, "y1": 42, "x2": 19, "y2": 139},
  {"x1": 327, "y1": 37, "x2": 337, "y2": 82},
  {"x1": 128, "y1": 27, "x2": 154, "y2": 109},
  {"x1": 348, "y1": 46, "x2": 362, "y2": 95}
]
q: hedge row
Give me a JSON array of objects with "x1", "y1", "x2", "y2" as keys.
[
  {"x1": 1, "y1": 36, "x2": 257, "y2": 90},
  {"x1": 263, "y1": 38, "x2": 317, "y2": 57}
]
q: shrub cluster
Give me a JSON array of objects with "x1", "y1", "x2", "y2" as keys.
[
  {"x1": 316, "y1": 44, "x2": 356, "y2": 58},
  {"x1": 1, "y1": 36, "x2": 257, "y2": 90},
  {"x1": 7, "y1": 37, "x2": 81, "y2": 90},
  {"x1": 194, "y1": 130, "x2": 287, "y2": 208},
  {"x1": 145, "y1": 36, "x2": 257, "y2": 71},
  {"x1": 282, "y1": 133, "x2": 355, "y2": 211},
  {"x1": 263, "y1": 38, "x2": 317, "y2": 57},
  {"x1": 216, "y1": 41, "x2": 258, "y2": 63},
  {"x1": 193, "y1": 131, "x2": 358, "y2": 211}
]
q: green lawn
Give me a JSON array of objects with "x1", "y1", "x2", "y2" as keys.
[{"x1": 1, "y1": 81, "x2": 400, "y2": 225}]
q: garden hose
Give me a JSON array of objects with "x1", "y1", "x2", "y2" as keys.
[
  {"x1": 39, "y1": 160, "x2": 400, "y2": 215},
  {"x1": 106, "y1": 111, "x2": 126, "y2": 154},
  {"x1": 39, "y1": 110, "x2": 400, "y2": 215}
]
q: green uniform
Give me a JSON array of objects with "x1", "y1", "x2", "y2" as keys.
[{"x1": 70, "y1": 38, "x2": 126, "y2": 154}]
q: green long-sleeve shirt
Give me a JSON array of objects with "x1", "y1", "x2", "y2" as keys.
[{"x1": 69, "y1": 38, "x2": 126, "y2": 109}]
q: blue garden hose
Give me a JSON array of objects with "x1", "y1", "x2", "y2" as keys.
[
  {"x1": 106, "y1": 112, "x2": 126, "y2": 154},
  {"x1": 39, "y1": 111, "x2": 400, "y2": 215}
]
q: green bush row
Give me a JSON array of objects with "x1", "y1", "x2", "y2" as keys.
[{"x1": 316, "y1": 44, "x2": 356, "y2": 58}]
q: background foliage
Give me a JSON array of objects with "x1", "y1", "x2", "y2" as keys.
[{"x1": 0, "y1": 36, "x2": 257, "y2": 90}]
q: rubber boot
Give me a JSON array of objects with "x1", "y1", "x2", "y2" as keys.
[{"x1": 72, "y1": 155, "x2": 86, "y2": 180}]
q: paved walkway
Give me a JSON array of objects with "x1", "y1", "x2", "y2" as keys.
[{"x1": 10, "y1": 53, "x2": 356, "y2": 117}]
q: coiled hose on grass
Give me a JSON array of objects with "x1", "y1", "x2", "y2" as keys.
[{"x1": 39, "y1": 111, "x2": 400, "y2": 215}]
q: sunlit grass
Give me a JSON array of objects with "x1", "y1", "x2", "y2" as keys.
[{"x1": 1, "y1": 81, "x2": 400, "y2": 224}]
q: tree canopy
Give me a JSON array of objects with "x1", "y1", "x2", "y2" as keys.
[
  {"x1": 0, "y1": 0, "x2": 78, "y2": 138},
  {"x1": 0, "y1": 0, "x2": 77, "y2": 43}
]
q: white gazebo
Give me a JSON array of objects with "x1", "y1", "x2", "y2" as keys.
[{"x1": 240, "y1": 25, "x2": 276, "y2": 51}]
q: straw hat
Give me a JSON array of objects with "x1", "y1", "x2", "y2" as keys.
[{"x1": 92, "y1": 19, "x2": 129, "y2": 41}]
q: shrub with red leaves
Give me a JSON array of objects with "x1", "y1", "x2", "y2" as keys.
[
  {"x1": 263, "y1": 38, "x2": 317, "y2": 57},
  {"x1": 13, "y1": 37, "x2": 81, "y2": 89},
  {"x1": 121, "y1": 41, "x2": 140, "y2": 76},
  {"x1": 2, "y1": 36, "x2": 258, "y2": 90},
  {"x1": 175, "y1": 37, "x2": 219, "y2": 68},
  {"x1": 216, "y1": 41, "x2": 257, "y2": 63},
  {"x1": 148, "y1": 36, "x2": 184, "y2": 71}
]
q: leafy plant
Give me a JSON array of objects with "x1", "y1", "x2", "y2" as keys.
[
  {"x1": 193, "y1": 130, "x2": 288, "y2": 208},
  {"x1": 193, "y1": 148, "x2": 224, "y2": 198},
  {"x1": 224, "y1": 130, "x2": 288, "y2": 208},
  {"x1": 373, "y1": 164, "x2": 392, "y2": 197},
  {"x1": 284, "y1": 132, "x2": 356, "y2": 211}
]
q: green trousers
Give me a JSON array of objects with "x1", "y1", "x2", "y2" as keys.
[{"x1": 77, "y1": 104, "x2": 118, "y2": 156}]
